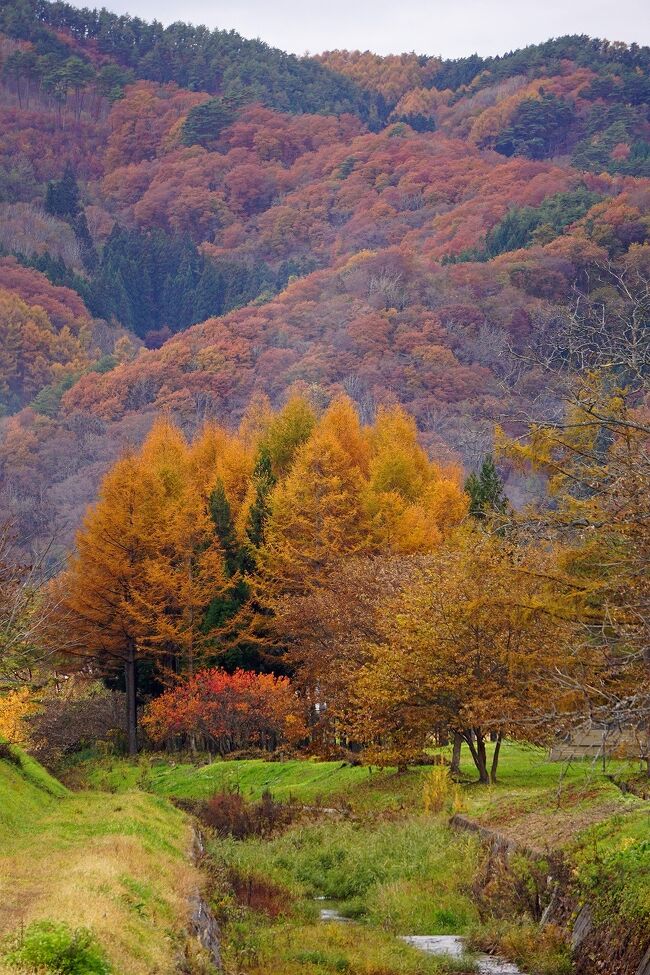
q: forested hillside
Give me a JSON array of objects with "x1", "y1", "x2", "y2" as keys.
[
  {"x1": 0, "y1": 0, "x2": 649, "y2": 548},
  {"x1": 1, "y1": 8, "x2": 649, "y2": 973}
]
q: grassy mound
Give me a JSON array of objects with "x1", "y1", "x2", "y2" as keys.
[
  {"x1": 0, "y1": 744, "x2": 202, "y2": 975},
  {"x1": 80, "y1": 755, "x2": 392, "y2": 804}
]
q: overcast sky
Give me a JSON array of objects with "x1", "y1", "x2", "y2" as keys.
[{"x1": 79, "y1": 0, "x2": 649, "y2": 57}]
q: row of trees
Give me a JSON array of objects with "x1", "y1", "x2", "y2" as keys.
[
  {"x1": 43, "y1": 395, "x2": 467, "y2": 754},
  {"x1": 2, "y1": 47, "x2": 132, "y2": 119},
  {"x1": 52, "y1": 250, "x2": 650, "y2": 781},
  {"x1": 1, "y1": 0, "x2": 385, "y2": 124},
  {"x1": 3, "y1": 316, "x2": 648, "y2": 777},
  {"x1": 31, "y1": 279, "x2": 649, "y2": 778}
]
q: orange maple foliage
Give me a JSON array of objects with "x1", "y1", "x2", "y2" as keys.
[{"x1": 143, "y1": 667, "x2": 306, "y2": 754}]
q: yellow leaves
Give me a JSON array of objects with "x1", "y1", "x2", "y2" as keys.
[
  {"x1": 339, "y1": 250, "x2": 378, "y2": 275},
  {"x1": 391, "y1": 87, "x2": 441, "y2": 123},
  {"x1": 62, "y1": 391, "x2": 472, "y2": 702},
  {"x1": 347, "y1": 527, "x2": 571, "y2": 760},
  {"x1": 319, "y1": 395, "x2": 370, "y2": 474},
  {"x1": 189, "y1": 423, "x2": 254, "y2": 523},
  {"x1": 0, "y1": 688, "x2": 35, "y2": 745},
  {"x1": 139, "y1": 417, "x2": 189, "y2": 501},
  {"x1": 60, "y1": 412, "x2": 234, "y2": 673},
  {"x1": 255, "y1": 395, "x2": 469, "y2": 596},
  {"x1": 113, "y1": 335, "x2": 140, "y2": 364},
  {"x1": 363, "y1": 405, "x2": 466, "y2": 554},
  {"x1": 366, "y1": 491, "x2": 442, "y2": 555},
  {"x1": 425, "y1": 477, "x2": 469, "y2": 529},
  {"x1": 0, "y1": 287, "x2": 90, "y2": 407},
  {"x1": 259, "y1": 428, "x2": 372, "y2": 596},
  {"x1": 238, "y1": 391, "x2": 273, "y2": 446},
  {"x1": 258, "y1": 394, "x2": 316, "y2": 476}
]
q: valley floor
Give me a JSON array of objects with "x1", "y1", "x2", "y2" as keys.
[{"x1": 1, "y1": 743, "x2": 648, "y2": 975}]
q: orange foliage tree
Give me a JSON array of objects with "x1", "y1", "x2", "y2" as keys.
[
  {"x1": 143, "y1": 667, "x2": 306, "y2": 755},
  {"x1": 50, "y1": 419, "x2": 229, "y2": 753},
  {"x1": 344, "y1": 529, "x2": 572, "y2": 782}
]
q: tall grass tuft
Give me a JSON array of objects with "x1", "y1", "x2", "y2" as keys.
[
  {"x1": 2, "y1": 920, "x2": 111, "y2": 974},
  {"x1": 422, "y1": 766, "x2": 451, "y2": 813}
]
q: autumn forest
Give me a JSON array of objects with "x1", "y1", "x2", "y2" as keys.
[{"x1": 0, "y1": 3, "x2": 648, "y2": 974}]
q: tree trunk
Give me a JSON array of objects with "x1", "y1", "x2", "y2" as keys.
[
  {"x1": 475, "y1": 730, "x2": 490, "y2": 784},
  {"x1": 125, "y1": 642, "x2": 138, "y2": 756},
  {"x1": 490, "y1": 732, "x2": 503, "y2": 784},
  {"x1": 462, "y1": 728, "x2": 489, "y2": 784},
  {"x1": 463, "y1": 728, "x2": 490, "y2": 785},
  {"x1": 451, "y1": 731, "x2": 462, "y2": 775}
]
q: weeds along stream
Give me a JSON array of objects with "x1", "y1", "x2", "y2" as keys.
[
  {"x1": 204, "y1": 810, "x2": 484, "y2": 975},
  {"x1": 57, "y1": 743, "x2": 648, "y2": 974},
  {"x1": 198, "y1": 790, "x2": 566, "y2": 975}
]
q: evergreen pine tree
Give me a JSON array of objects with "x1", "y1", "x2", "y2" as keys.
[
  {"x1": 45, "y1": 161, "x2": 80, "y2": 219},
  {"x1": 246, "y1": 449, "x2": 276, "y2": 550},
  {"x1": 209, "y1": 479, "x2": 241, "y2": 575},
  {"x1": 465, "y1": 455, "x2": 508, "y2": 519}
]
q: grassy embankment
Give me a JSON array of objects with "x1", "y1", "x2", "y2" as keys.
[
  {"x1": 0, "y1": 743, "x2": 204, "y2": 975},
  {"x1": 75, "y1": 743, "x2": 650, "y2": 975}
]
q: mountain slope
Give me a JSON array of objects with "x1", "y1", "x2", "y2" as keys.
[{"x1": 0, "y1": 1, "x2": 648, "y2": 548}]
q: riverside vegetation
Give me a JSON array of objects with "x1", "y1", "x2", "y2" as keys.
[{"x1": 2, "y1": 741, "x2": 645, "y2": 975}]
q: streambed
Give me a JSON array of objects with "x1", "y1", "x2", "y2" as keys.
[{"x1": 320, "y1": 906, "x2": 526, "y2": 974}]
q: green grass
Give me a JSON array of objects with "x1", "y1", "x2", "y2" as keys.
[
  {"x1": 214, "y1": 816, "x2": 479, "y2": 934},
  {"x1": 78, "y1": 754, "x2": 411, "y2": 805},
  {"x1": 448, "y1": 741, "x2": 650, "y2": 952},
  {"x1": 220, "y1": 910, "x2": 475, "y2": 975},
  {"x1": 9, "y1": 741, "x2": 649, "y2": 975},
  {"x1": 74, "y1": 748, "x2": 429, "y2": 803},
  {"x1": 573, "y1": 807, "x2": 650, "y2": 924},
  {"x1": 0, "y1": 746, "x2": 207, "y2": 975},
  {"x1": 0, "y1": 744, "x2": 68, "y2": 831},
  {"x1": 76, "y1": 741, "x2": 642, "y2": 807}
]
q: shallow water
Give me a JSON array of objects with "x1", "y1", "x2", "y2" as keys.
[
  {"x1": 317, "y1": 903, "x2": 525, "y2": 973},
  {"x1": 319, "y1": 905, "x2": 352, "y2": 923},
  {"x1": 400, "y1": 934, "x2": 524, "y2": 974}
]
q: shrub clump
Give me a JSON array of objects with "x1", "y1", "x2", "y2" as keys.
[
  {"x1": 227, "y1": 868, "x2": 293, "y2": 918},
  {"x1": 2, "y1": 920, "x2": 111, "y2": 974},
  {"x1": 199, "y1": 788, "x2": 296, "y2": 839}
]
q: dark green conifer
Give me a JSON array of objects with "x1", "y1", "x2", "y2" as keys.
[
  {"x1": 465, "y1": 454, "x2": 508, "y2": 520},
  {"x1": 209, "y1": 480, "x2": 240, "y2": 576},
  {"x1": 246, "y1": 450, "x2": 276, "y2": 549},
  {"x1": 45, "y1": 161, "x2": 80, "y2": 219}
]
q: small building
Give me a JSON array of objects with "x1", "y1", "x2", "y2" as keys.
[{"x1": 550, "y1": 722, "x2": 647, "y2": 762}]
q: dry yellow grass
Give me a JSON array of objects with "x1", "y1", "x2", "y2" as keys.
[{"x1": 0, "y1": 753, "x2": 202, "y2": 974}]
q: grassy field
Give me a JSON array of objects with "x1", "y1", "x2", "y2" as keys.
[
  {"x1": 0, "y1": 744, "x2": 204, "y2": 975},
  {"x1": 5, "y1": 742, "x2": 648, "y2": 975},
  {"x1": 76, "y1": 753, "x2": 405, "y2": 805},
  {"x1": 72, "y1": 741, "x2": 645, "y2": 975}
]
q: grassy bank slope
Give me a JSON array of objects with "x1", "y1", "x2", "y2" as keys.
[
  {"x1": 0, "y1": 745, "x2": 201, "y2": 975},
  {"x1": 75, "y1": 744, "x2": 649, "y2": 974},
  {"x1": 79, "y1": 755, "x2": 394, "y2": 804}
]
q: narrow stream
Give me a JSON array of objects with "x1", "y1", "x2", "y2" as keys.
[
  {"x1": 319, "y1": 906, "x2": 526, "y2": 974},
  {"x1": 400, "y1": 935, "x2": 523, "y2": 974}
]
